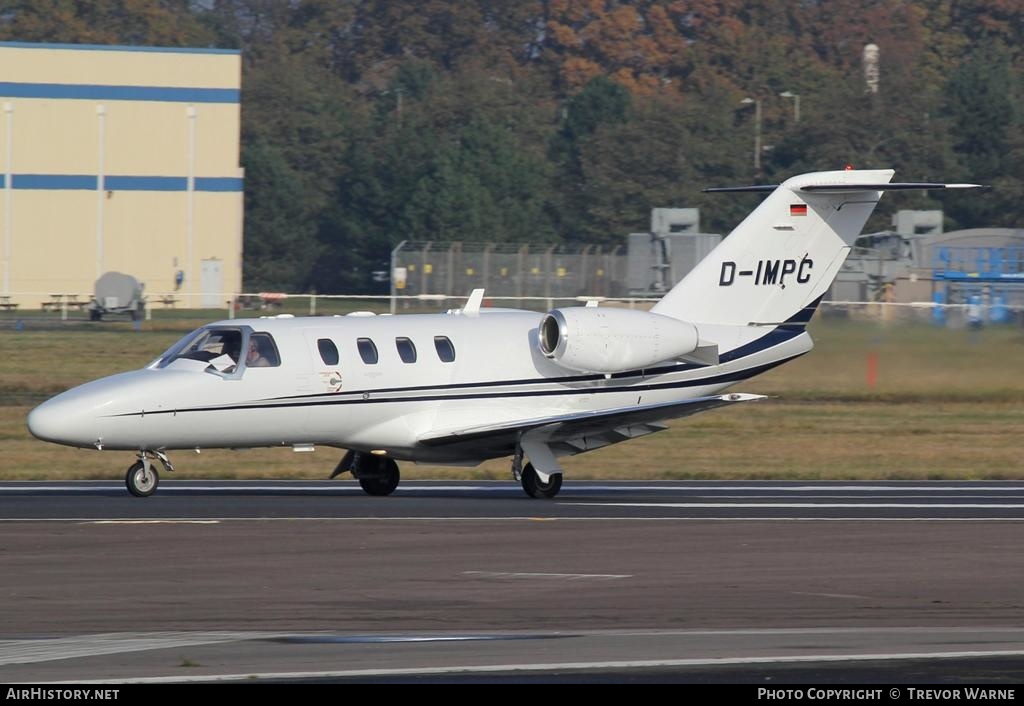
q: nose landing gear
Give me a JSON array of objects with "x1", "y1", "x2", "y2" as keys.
[
  {"x1": 125, "y1": 460, "x2": 157, "y2": 497},
  {"x1": 125, "y1": 451, "x2": 174, "y2": 497}
]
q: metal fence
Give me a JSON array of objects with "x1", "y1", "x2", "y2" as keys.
[
  {"x1": 3, "y1": 237, "x2": 1023, "y2": 327},
  {"x1": 390, "y1": 241, "x2": 629, "y2": 302},
  {"x1": 2, "y1": 289, "x2": 1022, "y2": 331}
]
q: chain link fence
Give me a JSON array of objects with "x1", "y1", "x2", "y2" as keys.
[{"x1": 390, "y1": 241, "x2": 628, "y2": 302}]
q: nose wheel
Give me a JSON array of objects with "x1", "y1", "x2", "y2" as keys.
[
  {"x1": 125, "y1": 460, "x2": 159, "y2": 497},
  {"x1": 124, "y1": 451, "x2": 173, "y2": 497}
]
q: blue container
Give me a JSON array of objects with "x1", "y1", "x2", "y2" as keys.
[
  {"x1": 932, "y1": 291, "x2": 946, "y2": 326},
  {"x1": 989, "y1": 294, "x2": 1009, "y2": 324},
  {"x1": 967, "y1": 294, "x2": 984, "y2": 328}
]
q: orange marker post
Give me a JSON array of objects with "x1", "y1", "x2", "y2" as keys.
[{"x1": 866, "y1": 351, "x2": 879, "y2": 388}]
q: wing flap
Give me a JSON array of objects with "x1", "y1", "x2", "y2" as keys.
[{"x1": 418, "y1": 393, "x2": 764, "y2": 449}]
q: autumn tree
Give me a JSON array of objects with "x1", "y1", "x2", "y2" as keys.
[{"x1": 2, "y1": 1, "x2": 1021, "y2": 291}]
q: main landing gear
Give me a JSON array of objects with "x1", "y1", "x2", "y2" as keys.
[
  {"x1": 330, "y1": 450, "x2": 401, "y2": 496},
  {"x1": 520, "y1": 463, "x2": 562, "y2": 499},
  {"x1": 511, "y1": 446, "x2": 563, "y2": 499},
  {"x1": 125, "y1": 451, "x2": 174, "y2": 497}
]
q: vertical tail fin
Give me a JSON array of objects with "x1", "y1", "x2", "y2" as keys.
[
  {"x1": 653, "y1": 170, "x2": 984, "y2": 326},
  {"x1": 652, "y1": 169, "x2": 893, "y2": 325}
]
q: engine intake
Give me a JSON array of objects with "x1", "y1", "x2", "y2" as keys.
[{"x1": 538, "y1": 307, "x2": 703, "y2": 373}]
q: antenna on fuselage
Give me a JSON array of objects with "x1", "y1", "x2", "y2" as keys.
[{"x1": 461, "y1": 288, "x2": 485, "y2": 316}]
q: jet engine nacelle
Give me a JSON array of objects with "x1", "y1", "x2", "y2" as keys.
[{"x1": 538, "y1": 307, "x2": 701, "y2": 373}]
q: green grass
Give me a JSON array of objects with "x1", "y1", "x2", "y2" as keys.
[
  {"x1": 741, "y1": 317, "x2": 1024, "y2": 402},
  {"x1": 2, "y1": 315, "x2": 1023, "y2": 480}
]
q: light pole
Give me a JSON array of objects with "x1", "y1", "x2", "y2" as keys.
[
  {"x1": 95, "y1": 104, "x2": 106, "y2": 280},
  {"x1": 780, "y1": 91, "x2": 801, "y2": 123},
  {"x1": 740, "y1": 97, "x2": 762, "y2": 172},
  {"x1": 3, "y1": 102, "x2": 11, "y2": 297}
]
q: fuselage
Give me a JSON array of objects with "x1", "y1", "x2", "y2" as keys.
[{"x1": 26, "y1": 307, "x2": 811, "y2": 464}]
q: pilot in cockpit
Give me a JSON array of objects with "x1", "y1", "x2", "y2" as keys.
[{"x1": 246, "y1": 337, "x2": 272, "y2": 367}]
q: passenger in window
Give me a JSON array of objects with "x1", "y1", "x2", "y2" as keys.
[{"x1": 246, "y1": 338, "x2": 272, "y2": 367}]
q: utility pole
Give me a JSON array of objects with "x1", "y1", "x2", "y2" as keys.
[{"x1": 740, "y1": 97, "x2": 762, "y2": 173}]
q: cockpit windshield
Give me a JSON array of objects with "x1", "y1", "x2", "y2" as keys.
[
  {"x1": 154, "y1": 326, "x2": 280, "y2": 377},
  {"x1": 156, "y1": 327, "x2": 244, "y2": 375}
]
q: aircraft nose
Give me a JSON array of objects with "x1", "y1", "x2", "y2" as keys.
[
  {"x1": 27, "y1": 396, "x2": 93, "y2": 446},
  {"x1": 26, "y1": 402, "x2": 56, "y2": 441},
  {"x1": 25, "y1": 374, "x2": 136, "y2": 448},
  {"x1": 27, "y1": 370, "x2": 178, "y2": 449}
]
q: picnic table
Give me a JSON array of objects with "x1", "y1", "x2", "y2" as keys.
[{"x1": 41, "y1": 294, "x2": 89, "y2": 312}]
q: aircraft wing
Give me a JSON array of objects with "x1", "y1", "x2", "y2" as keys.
[{"x1": 418, "y1": 393, "x2": 764, "y2": 456}]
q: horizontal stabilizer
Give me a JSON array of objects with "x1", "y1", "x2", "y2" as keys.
[
  {"x1": 799, "y1": 182, "x2": 987, "y2": 193},
  {"x1": 705, "y1": 182, "x2": 987, "y2": 194},
  {"x1": 703, "y1": 185, "x2": 779, "y2": 193}
]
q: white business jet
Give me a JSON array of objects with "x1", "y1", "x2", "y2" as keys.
[{"x1": 27, "y1": 169, "x2": 982, "y2": 498}]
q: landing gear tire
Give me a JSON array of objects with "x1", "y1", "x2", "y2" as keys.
[
  {"x1": 521, "y1": 463, "x2": 562, "y2": 499},
  {"x1": 358, "y1": 458, "x2": 400, "y2": 496},
  {"x1": 125, "y1": 460, "x2": 159, "y2": 497}
]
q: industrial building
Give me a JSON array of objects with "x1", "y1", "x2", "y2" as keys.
[
  {"x1": 835, "y1": 210, "x2": 1024, "y2": 314},
  {"x1": 0, "y1": 41, "x2": 243, "y2": 310},
  {"x1": 626, "y1": 208, "x2": 720, "y2": 296}
]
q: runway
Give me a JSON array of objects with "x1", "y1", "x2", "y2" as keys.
[
  {"x1": 2, "y1": 480, "x2": 1024, "y2": 682},
  {"x1": 6, "y1": 478, "x2": 1024, "y2": 520}
]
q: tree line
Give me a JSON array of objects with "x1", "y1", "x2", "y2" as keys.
[{"x1": 3, "y1": 0, "x2": 1022, "y2": 292}]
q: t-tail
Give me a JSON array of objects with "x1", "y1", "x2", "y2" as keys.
[{"x1": 652, "y1": 169, "x2": 984, "y2": 327}]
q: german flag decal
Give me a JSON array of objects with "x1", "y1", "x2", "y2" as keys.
[{"x1": 790, "y1": 204, "x2": 808, "y2": 216}]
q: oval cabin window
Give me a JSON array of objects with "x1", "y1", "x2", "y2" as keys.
[
  {"x1": 357, "y1": 338, "x2": 378, "y2": 365},
  {"x1": 434, "y1": 336, "x2": 456, "y2": 363},
  {"x1": 317, "y1": 338, "x2": 339, "y2": 366},
  {"x1": 396, "y1": 337, "x2": 417, "y2": 364}
]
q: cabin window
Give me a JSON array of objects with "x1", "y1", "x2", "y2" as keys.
[
  {"x1": 317, "y1": 338, "x2": 339, "y2": 366},
  {"x1": 434, "y1": 336, "x2": 456, "y2": 363},
  {"x1": 396, "y1": 337, "x2": 417, "y2": 363},
  {"x1": 246, "y1": 333, "x2": 281, "y2": 368},
  {"x1": 357, "y1": 337, "x2": 379, "y2": 364}
]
